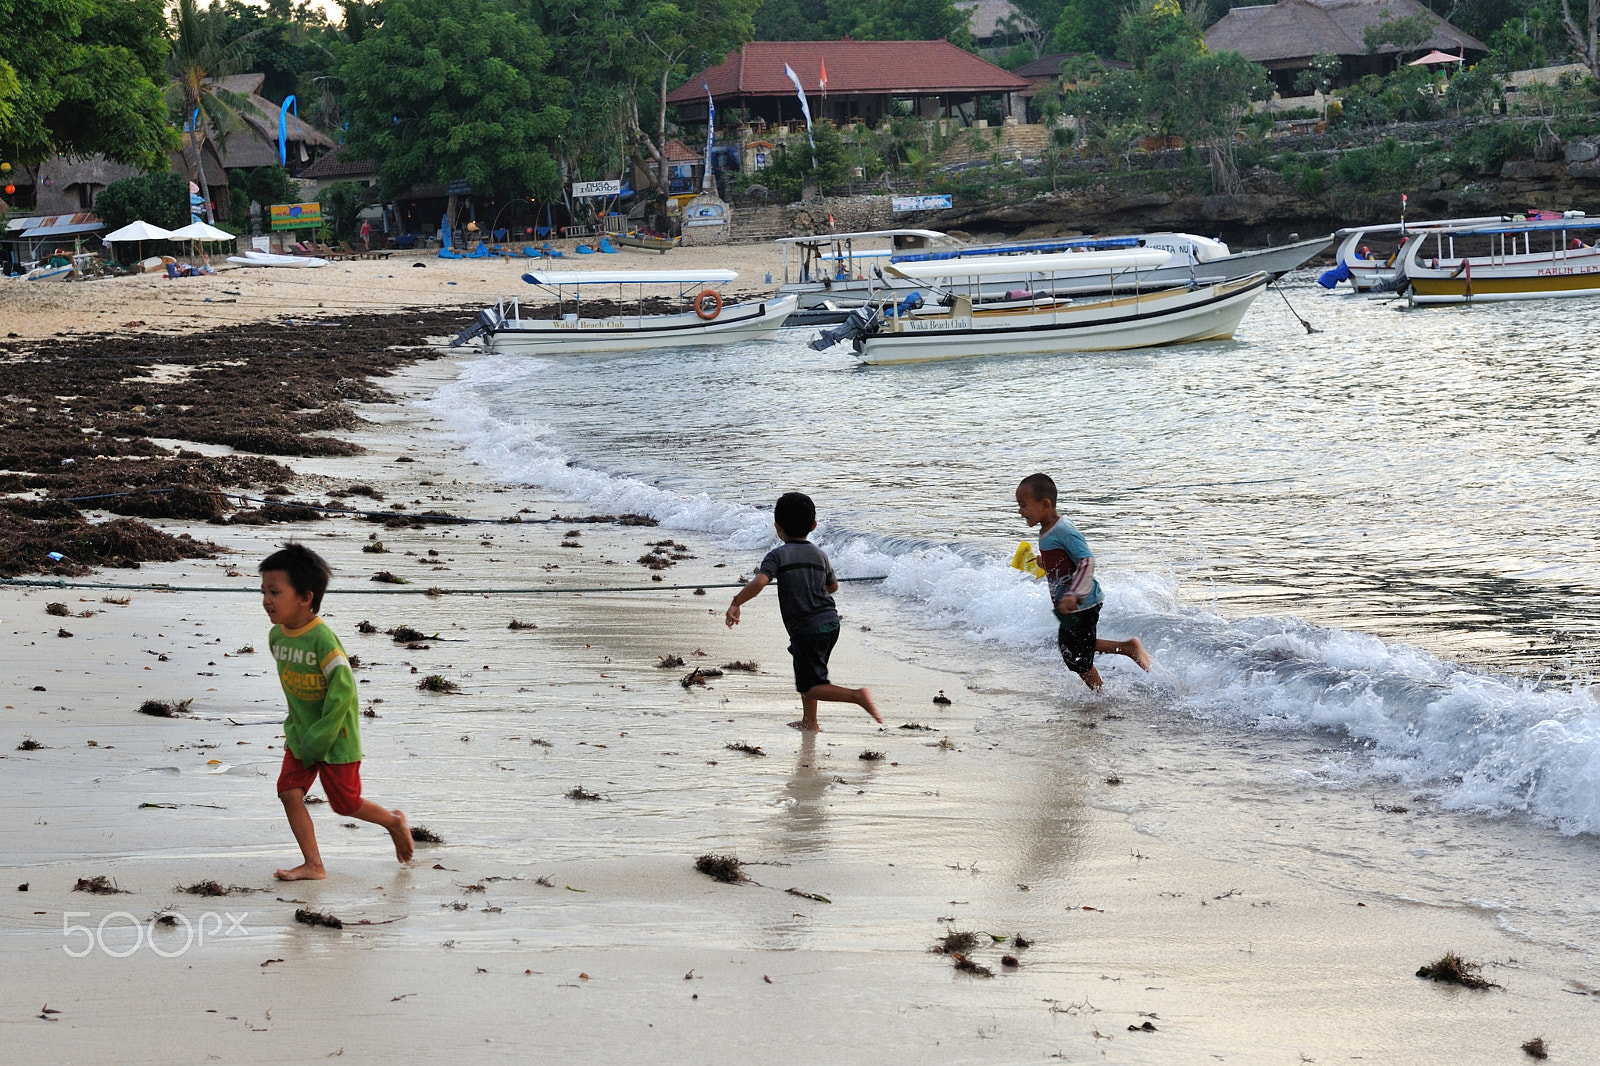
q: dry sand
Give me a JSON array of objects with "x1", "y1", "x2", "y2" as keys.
[{"x1": 3, "y1": 266, "x2": 1598, "y2": 1064}]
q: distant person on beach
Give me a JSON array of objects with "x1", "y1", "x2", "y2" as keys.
[
  {"x1": 260, "y1": 543, "x2": 412, "y2": 879},
  {"x1": 361, "y1": 220, "x2": 371, "y2": 251},
  {"x1": 1016, "y1": 473, "x2": 1151, "y2": 690},
  {"x1": 726, "y1": 492, "x2": 881, "y2": 731}
]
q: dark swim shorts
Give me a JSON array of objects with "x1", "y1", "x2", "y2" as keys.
[
  {"x1": 788, "y1": 624, "x2": 840, "y2": 693},
  {"x1": 1055, "y1": 603, "x2": 1102, "y2": 675}
]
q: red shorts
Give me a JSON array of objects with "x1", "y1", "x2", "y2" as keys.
[{"x1": 277, "y1": 749, "x2": 363, "y2": 816}]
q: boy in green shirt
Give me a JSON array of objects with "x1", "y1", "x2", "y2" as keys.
[{"x1": 261, "y1": 544, "x2": 412, "y2": 880}]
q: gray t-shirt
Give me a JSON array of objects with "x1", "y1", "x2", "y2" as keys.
[{"x1": 758, "y1": 540, "x2": 839, "y2": 635}]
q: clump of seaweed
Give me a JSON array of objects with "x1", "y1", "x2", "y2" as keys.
[
  {"x1": 181, "y1": 880, "x2": 229, "y2": 896},
  {"x1": 1416, "y1": 952, "x2": 1498, "y2": 989},
  {"x1": 362, "y1": 540, "x2": 388, "y2": 554},
  {"x1": 417, "y1": 675, "x2": 459, "y2": 693},
  {"x1": 952, "y1": 955, "x2": 993, "y2": 977},
  {"x1": 899, "y1": 723, "x2": 933, "y2": 731},
  {"x1": 722, "y1": 660, "x2": 758, "y2": 672},
  {"x1": 934, "y1": 930, "x2": 978, "y2": 955},
  {"x1": 1000, "y1": 954, "x2": 1020, "y2": 968},
  {"x1": 389, "y1": 625, "x2": 428, "y2": 642},
  {"x1": 1012, "y1": 934, "x2": 1034, "y2": 949},
  {"x1": 680, "y1": 667, "x2": 724, "y2": 688},
  {"x1": 137, "y1": 698, "x2": 193, "y2": 717},
  {"x1": 859, "y1": 749, "x2": 886, "y2": 761},
  {"x1": 356, "y1": 620, "x2": 378, "y2": 634},
  {"x1": 507, "y1": 618, "x2": 537, "y2": 630},
  {"x1": 695, "y1": 854, "x2": 747, "y2": 884},
  {"x1": 73, "y1": 876, "x2": 127, "y2": 895},
  {"x1": 294, "y1": 908, "x2": 343, "y2": 930},
  {"x1": 1522, "y1": 1037, "x2": 1549, "y2": 1059},
  {"x1": 409, "y1": 826, "x2": 444, "y2": 844},
  {"x1": 45, "y1": 602, "x2": 71, "y2": 617},
  {"x1": 16, "y1": 737, "x2": 43, "y2": 751},
  {"x1": 725, "y1": 742, "x2": 765, "y2": 756},
  {"x1": 656, "y1": 654, "x2": 685, "y2": 669},
  {"x1": 566, "y1": 786, "x2": 604, "y2": 801},
  {"x1": 370, "y1": 571, "x2": 407, "y2": 584}
]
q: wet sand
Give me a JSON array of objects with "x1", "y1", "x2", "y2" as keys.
[{"x1": 3, "y1": 279, "x2": 1599, "y2": 1063}]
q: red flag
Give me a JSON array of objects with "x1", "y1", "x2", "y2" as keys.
[{"x1": 819, "y1": 59, "x2": 828, "y2": 93}]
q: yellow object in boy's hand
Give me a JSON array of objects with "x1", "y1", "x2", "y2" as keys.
[{"x1": 1011, "y1": 541, "x2": 1046, "y2": 579}]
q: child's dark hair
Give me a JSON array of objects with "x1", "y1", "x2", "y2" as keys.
[
  {"x1": 774, "y1": 492, "x2": 816, "y2": 540},
  {"x1": 259, "y1": 542, "x2": 332, "y2": 612},
  {"x1": 1018, "y1": 473, "x2": 1057, "y2": 504}
]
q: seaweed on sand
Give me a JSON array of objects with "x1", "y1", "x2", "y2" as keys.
[
  {"x1": 951, "y1": 954, "x2": 993, "y2": 977},
  {"x1": 859, "y1": 750, "x2": 886, "y2": 761},
  {"x1": 73, "y1": 876, "x2": 127, "y2": 894},
  {"x1": 1521, "y1": 1037, "x2": 1549, "y2": 1059},
  {"x1": 138, "y1": 698, "x2": 193, "y2": 717},
  {"x1": 725, "y1": 742, "x2": 765, "y2": 756},
  {"x1": 721, "y1": 660, "x2": 758, "y2": 672},
  {"x1": 507, "y1": 618, "x2": 537, "y2": 630},
  {"x1": 389, "y1": 625, "x2": 429, "y2": 642},
  {"x1": 45, "y1": 602, "x2": 71, "y2": 617},
  {"x1": 694, "y1": 854, "x2": 747, "y2": 884},
  {"x1": 566, "y1": 786, "x2": 604, "y2": 801},
  {"x1": 16, "y1": 738, "x2": 43, "y2": 751},
  {"x1": 656, "y1": 654, "x2": 685, "y2": 669},
  {"x1": 416, "y1": 675, "x2": 458, "y2": 693},
  {"x1": 680, "y1": 667, "x2": 724, "y2": 688},
  {"x1": 370, "y1": 570, "x2": 408, "y2": 584},
  {"x1": 409, "y1": 826, "x2": 444, "y2": 844},
  {"x1": 1416, "y1": 952, "x2": 1498, "y2": 990},
  {"x1": 294, "y1": 908, "x2": 343, "y2": 930}
]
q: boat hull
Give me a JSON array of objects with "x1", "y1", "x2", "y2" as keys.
[
  {"x1": 1407, "y1": 264, "x2": 1600, "y2": 304},
  {"x1": 485, "y1": 294, "x2": 798, "y2": 354},
  {"x1": 782, "y1": 236, "x2": 1328, "y2": 315},
  {"x1": 856, "y1": 274, "x2": 1268, "y2": 365}
]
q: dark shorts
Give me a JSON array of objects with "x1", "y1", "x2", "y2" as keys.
[
  {"x1": 1056, "y1": 602, "x2": 1102, "y2": 675},
  {"x1": 277, "y1": 749, "x2": 363, "y2": 816},
  {"x1": 788, "y1": 624, "x2": 840, "y2": 693}
]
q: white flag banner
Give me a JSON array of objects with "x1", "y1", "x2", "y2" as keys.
[{"x1": 783, "y1": 63, "x2": 815, "y2": 151}]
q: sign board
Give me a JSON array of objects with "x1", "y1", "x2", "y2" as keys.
[
  {"x1": 445, "y1": 178, "x2": 472, "y2": 196},
  {"x1": 269, "y1": 202, "x2": 323, "y2": 230},
  {"x1": 892, "y1": 194, "x2": 953, "y2": 213},
  {"x1": 572, "y1": 179, "x2": 622, "y2": 199},
  {"x1": 251, "y1": 236, "x2": 271, "y2": 252}
]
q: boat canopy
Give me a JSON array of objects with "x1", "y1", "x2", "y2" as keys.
[
  {"x1": 1333, "y1": 216, "x2": 1506, "y2": 236},
  {"x1": 1442, "y1": 216, "x2": 1600, "y2": 235},
  {"x1": 523, "y1": 269, "x2": 738, "y2": 285},
  {"x1": 885, "y1": 248, "x2": 1171, "y2": 280},
  {"x1": 773, "y1": 229, "x2": 950, "y2": 246},
  {"x1": 891, "y1": 236, "x2": 1142, "y2": 263}
]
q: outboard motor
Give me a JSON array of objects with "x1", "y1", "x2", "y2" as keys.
[
  {"x1": 450, "y1": 306, "x2": 503, "y2": 347},
  {"x1": 809, "y1": 304, "x2": 880, "y2": 351}
]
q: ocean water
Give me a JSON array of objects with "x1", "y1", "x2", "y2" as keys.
[{"x1": 429, "y1": 277, "x2": 1600, "y2": 840}]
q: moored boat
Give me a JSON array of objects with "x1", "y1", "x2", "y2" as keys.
[
  {"x1": 1327, "y1": 217, "x2": 1505, "y2": 291},
  {"x1": 808, "y1": 251, "x2": 1270, "y2": 364},
  {"x1": 1400, "y1": 215, "x2": 1600, "y2": 305},
  {"x1": 451, "y1": 268, "x2": 797, "y2": 354}
]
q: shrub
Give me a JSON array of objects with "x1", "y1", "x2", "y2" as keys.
[
  {"x1": 95, "y1": 172, "x2": 187, "y2": 232},
  {"x1": 1453, "y1": 122, "x2": 1536, "y2": 174},
  {"x1": 1332, "y1": 137, "x2": 1425, "y2": 190}
]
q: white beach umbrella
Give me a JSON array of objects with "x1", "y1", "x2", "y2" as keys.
[
  {"x1": 166, "y1": 221, "x2": 234, "y2": 242},
  {"x1": 103, "y1": 219, "x2": 175, "y2": 266}
]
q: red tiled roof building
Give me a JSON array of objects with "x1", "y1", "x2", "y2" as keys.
[{"x1": 667, "y1": 40, "x2": 1029, "y2": 127}]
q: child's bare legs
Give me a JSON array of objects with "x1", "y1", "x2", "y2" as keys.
[
  {"x1": 789, "y1": 684, "x2": 880, "y2": 731},
  {"x1": 1099, "y1": 636, "x2": 1151, "y2": 672},
  {"x1": 348, "y1": 800, "x2": 413, "y2": 863},
  {"x1": 276, "y1": 788, "x2": 326, "y2": 881},
  {"x1": 1074, "y1": 638, "x2": 1152, "y2": 691}
]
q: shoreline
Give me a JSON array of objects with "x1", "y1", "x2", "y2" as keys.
[{"x1": 3, "y1": 282, "x2": 1599, "y2": 1062}]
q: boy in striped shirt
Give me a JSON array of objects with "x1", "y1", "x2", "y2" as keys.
[{"x1": 260, "y1": 543, "x2": 412, "y2": 880}]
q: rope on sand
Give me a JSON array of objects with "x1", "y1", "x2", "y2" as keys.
[{"x1": 0, "y1": 576, "x2": 888, "y2": 596}]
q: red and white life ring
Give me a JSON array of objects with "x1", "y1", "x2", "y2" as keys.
[{"x1": 694, "y1": 289, "x2": 722, "y2": 320}]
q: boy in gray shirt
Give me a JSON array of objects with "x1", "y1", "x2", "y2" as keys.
[{"x1": 726, "y1": 492, "x2": 881, "y2": 732}]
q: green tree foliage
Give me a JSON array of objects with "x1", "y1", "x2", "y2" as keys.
[
  {"x1": 1146, "y1": 47, "x2": 1270, "y2": 194},
  {"x1": 167, "y1": 0, "x2": 260, "y2": 224},
  {"x1": 320, "y1": 179, "x2": 365, "y2": 237},
  {"x1": 1116, "y1": 0, "x2": 1201, "y2": 71},
  {"x1": 750, "y1": 0, "x2": 976, "y2": 46},
  {"x1": 228, "y1": 164, "x2": 299, "y2": 220},
  {"x1": 1053, "y1": 0, "x2": 1137, "y2": 56},
  {"x1": 761, "y1": 120, "x2": 851, "y2": 200},
  {"x1": 340, "y1": 0, "x2": 569, "y2": 203},
  {"x1": 1330, "y1": 135, "x2": 1425, "y2": 189},
  {"x1": 94, "y1": 171, "x2": 188, "y2": 232},
  {"x1": 1362, "y1": 10, "x2": 1440, "y2": 58},
  {"x1": 0, "y1": 0, "x2": 174, "y2": 168}
]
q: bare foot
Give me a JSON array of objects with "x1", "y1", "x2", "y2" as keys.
[
  {"x1": 274, "y1": 863, "x2": 326, "y2": 881},
  {"x1": 390, "y1": 809, "x2": 414, "y2": 863},
  {"x1": 1125, "y1": 638, "x2": 1152, "y2": 672},
  {"x1": 857, "y1": 687, "x2": 882, "y2": 723},
  {"x1": 788, "y1": 720, "x2": 821, "y2": 732}
]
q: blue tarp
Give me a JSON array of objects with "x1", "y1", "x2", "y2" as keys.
[{"x1": 1317, "y1": 261, "x2": 1351, "y2": 288}]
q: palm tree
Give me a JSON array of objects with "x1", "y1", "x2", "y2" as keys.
[{"x1": 165, "y1": 0, "x2": 257, "y2": 225}]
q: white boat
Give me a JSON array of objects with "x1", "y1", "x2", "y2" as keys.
[
  {"x1": 1328, "y1": 217, "x2": 1506, "y2": 291},
  {"x1": 780, "y1": 229, "x2": 1329, "y2": 324},
  {"x1": 1398, "y1": 215, "x2": 1600, "y2": 305},
  {"x1": 19, "y1": 263, "x2": 73, "y2": 281},
  {"x1": 225, "y1": 250, "x2": 328, "y2": 268},
  {"x1": 452, "y1": 268, "x2": 798, "y2": 354},
  {"x1": 810, "y1": 252, "x2": 1269, "y2": 364}
]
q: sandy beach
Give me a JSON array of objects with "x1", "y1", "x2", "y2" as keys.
[{"x1": 3, "y1": 257, "x2": 1599, "y2": 1064}]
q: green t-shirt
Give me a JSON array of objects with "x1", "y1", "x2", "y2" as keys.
[{"x1": 269, "y1": 618, "x2": 361, "y2": 766}]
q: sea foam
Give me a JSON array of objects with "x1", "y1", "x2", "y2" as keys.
[{"x1": 431, "y1": 358, "x2": 1600, "y2": 837}]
